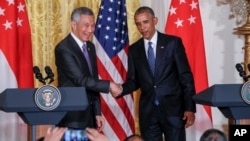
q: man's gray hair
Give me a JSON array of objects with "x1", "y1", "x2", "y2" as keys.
[{"x1": 71, "y1": 7, "x2": 94, "y2": 23}]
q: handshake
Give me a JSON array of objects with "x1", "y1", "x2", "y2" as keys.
[{"x1": 110, "y1": 82, "x2": 123, "y2": 97}]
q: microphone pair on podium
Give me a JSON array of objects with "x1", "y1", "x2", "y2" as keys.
[
  {"x1": 33, "y1": 66, "x2": 54, "y2": 85},
  {"x1": 235, "y1": 63, "x2": 250, "y2": 82}
]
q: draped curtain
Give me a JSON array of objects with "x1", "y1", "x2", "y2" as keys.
[
  {"x1": 25, "y1": 0, "x2": 140, "y2": 139},
  {"x1": 26, "y1": 0, "x2": 101, "y2": 87}
]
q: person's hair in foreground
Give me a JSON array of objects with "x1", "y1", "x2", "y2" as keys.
[
  {"x1": 124, "y1": 134, "x2": 144, "y2": 141},
  {"x1": 200, "y1": 128, "x2": 227, "y2": 141}
]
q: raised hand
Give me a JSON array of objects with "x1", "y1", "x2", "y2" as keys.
[{"x1": 43, "y1": 127, "x2": 67, "y2": 141}]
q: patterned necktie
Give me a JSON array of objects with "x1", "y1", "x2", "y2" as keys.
[
  {"x1": 82, "y1": 43, "x2": 93, "y2": 75},
  {"x1": 147, "y1": 42, "x2": 159, "y2": 105},
  {"x1": 147, "y1": 41, "x2": 155, "y2": 74}
]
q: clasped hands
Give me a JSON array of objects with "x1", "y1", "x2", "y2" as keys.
[{"x1": 110, "y1": 82, "x2": 122, "y2": 97}]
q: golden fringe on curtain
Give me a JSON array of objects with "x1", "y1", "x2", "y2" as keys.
[{"x1": 25, "y1": 0, "x2": 141, "y2": 139}]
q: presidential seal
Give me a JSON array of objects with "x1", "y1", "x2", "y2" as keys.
[
  {"x1": 34, "y1": 85, "x2": 61, "y2": 111},
  {"x1": 241, "y1": 81, "x2": 250, "y2": 105}
]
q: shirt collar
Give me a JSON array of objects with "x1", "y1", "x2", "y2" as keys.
[{"x1": 70, "y1": 32, "x2": 85, "y2": 48}]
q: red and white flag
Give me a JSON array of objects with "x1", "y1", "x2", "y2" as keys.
[
  {"x1": 165, "y1": 0, "x2": 212, "y2": 140},
  {"x1": 0, "y1": 0, "x2": 33, "y2": 90},
  {"x1": 0, "y1": 0, "x2": 33, "y2": 140},
  {"x1": 93, "y1": 0, "x2": 135, "y2": 140}
]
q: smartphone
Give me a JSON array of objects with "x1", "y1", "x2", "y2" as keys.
[{"x1": 61, "y1": 129, "x2": 89, "y2": 141}]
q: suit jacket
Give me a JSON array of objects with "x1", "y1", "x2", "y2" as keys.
[
  {"x1": 55, "y1": 34, "x2": 110, "y2": 129},
  {"x1": 121, "y1": 32, "x2": 196, "y2": 130}
]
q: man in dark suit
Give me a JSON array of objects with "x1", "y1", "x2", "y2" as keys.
[
  {"x1": 55, "y1": 7, "x2": 121, "y2": 132},
  {"x1": 112, "y1": 6, "x2": 196, "y2": 141}
]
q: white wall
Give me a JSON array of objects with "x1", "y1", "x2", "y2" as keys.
[{"x1": 140, "y1": 0, "x2": 245, "y2": 131}]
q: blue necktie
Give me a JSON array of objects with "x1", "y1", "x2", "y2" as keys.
[
  {"x1": 148, "y1": 42, "x2": 159, "y2": 106},
  {"x1": 147, "y1": 41, "x2": 155, "y2": 74},
  {"x1": 82, "y1": 43, "x2": 93, "y2": 75}
]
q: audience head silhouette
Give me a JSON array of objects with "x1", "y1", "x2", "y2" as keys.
[
  {"x1": 124, "y1": 134, "x2": 144, "y2": 141},
  {"x1": 200, "y1": 128, "x2": 227, "y2": 141}
]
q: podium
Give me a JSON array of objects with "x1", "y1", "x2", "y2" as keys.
[
  {"x1": 0, "y1": 86, "x2": 88, "y2": 141},
  {"x1": 193, "y1": 84, "x2": 250, "y2": 124}
]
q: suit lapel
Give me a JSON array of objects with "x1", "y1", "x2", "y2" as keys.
[
  {"x1": 155, "y1": 32, "x2": 168, "y2": 78},
  {"x1": 68, "y1": 35, "x2": 94, "y2": 76},
  {"x1": 68, "y1": 35, "x2": 85, "y2": 61}
]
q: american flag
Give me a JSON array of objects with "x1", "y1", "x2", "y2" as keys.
[
  {"x1": 165, "y1": 0, "x2": 212, "y2": 140},
  {"x1": 93, "y1": 0, "x2": 135, "y2": 140}
]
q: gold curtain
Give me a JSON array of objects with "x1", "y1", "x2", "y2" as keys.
[{"x1": 25, "y1": 0, "x2": 140, "y2": 139}]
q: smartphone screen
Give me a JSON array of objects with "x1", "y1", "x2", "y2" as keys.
[{"x1": 61, "y1": 129, "x2": 89, "y2": 141}]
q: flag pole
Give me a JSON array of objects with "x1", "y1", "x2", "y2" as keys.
[{"x1": 233, "y1": 0, "x2": 250, "y2": 125}]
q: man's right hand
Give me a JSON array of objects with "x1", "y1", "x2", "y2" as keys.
[{"x1": 109, "y1": 82, "x2": 122, "y2": 97}]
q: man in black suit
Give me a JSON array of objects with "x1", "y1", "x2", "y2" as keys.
[
  {"x1": 112, "y1": 6, "x2": 196, "y2": 141},
  {"x1": 55, "y1": 7, "x2": 121, "y2": 131}
]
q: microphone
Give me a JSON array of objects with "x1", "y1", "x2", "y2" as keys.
[
  {"x1": 235, "y1": 63, "x2": 248, "y2": 82},
  {"x1": 44, "y1": 66, "x2": 54, "y2": 84},
  {"x1": 236, "y1": 63, "x2": 244, "y2": 72},
  {"x1": 247, "y1": 63, "x2": 250, "y2": 72},
  {"x1": 33, "y1": 66, "x2": 46, "y2": 85}
]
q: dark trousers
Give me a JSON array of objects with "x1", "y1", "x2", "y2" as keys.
[{"x1": 141, "y1": 106, "x2": 186, "y2": 141}]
